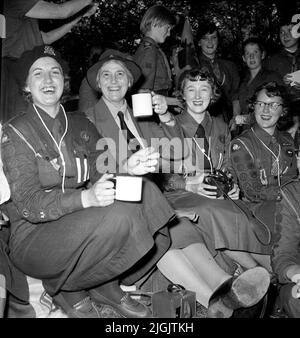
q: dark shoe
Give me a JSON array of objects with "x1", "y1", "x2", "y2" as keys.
[
  {"x1": 89, "y1": 289, "x2": 152, "y2": 318},
  {"x1": 53, "y1": 294, "x2": 102, "y2": 318},
  {"x1": 207, "y1": 267, "x2": 270, "y2": 318}
]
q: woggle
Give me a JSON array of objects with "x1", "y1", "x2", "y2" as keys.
[{"x1": 291, "y1": 14, "x2": 300, "y2": 39}]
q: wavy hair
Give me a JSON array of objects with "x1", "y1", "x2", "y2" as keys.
[
  {"x1": 179, "y1": 68, "x2": 221, "y2": 105},
  {"x1": 248, "y1": 81, "x2": 292, "y2": 129}
]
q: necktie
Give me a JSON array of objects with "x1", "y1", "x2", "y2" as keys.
[
  {"x1": 117, "y1": 111, "x2": 136, "y2": 142},
  {"x1": 211, "y1": 59, "x2": 225, "y2": 86},
  {"x1": 117, "y1": 111, "x2": 140, "y2": 153},
  {"x1": 194, "y1": 123, "x2": 211, "y2": 170}
]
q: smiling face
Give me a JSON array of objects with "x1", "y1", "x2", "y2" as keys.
[
  {"x1": 183, "y1": 79, "x2": 212, "y2": 117},
  {"x1": 254, "y1": 89, "x2": 283, "y2": 135},
  {"x1": 25, "y1": 57, "x2": 64, "y2": 112},
  {"x1": 97, "y1": 60, "x2": 130, "y2": 105},
  {"x1": 243, "y1": 43, "x2": 264, "y2": 71},
  {"x1": 280, "y1": 24, "x2": 298, "y2": 50},
  {"x1": 199, "y1": 31, "x2": 218, "y2": 59}
]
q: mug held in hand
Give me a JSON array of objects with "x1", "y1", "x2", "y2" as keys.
[
  {"x1": 112, "y1": 176, "x2": 143, "y2": 201},
  {"x1": 132, "y1": 93, "x2": 153, "y2": 117}
]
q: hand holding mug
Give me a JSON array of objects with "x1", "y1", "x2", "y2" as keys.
[
  {"x1": 151, "y1": 92, "x2": 168, "y2": 115},
  {"x1": 82, "y1": 173, "x2": 115, "y2": 208}
]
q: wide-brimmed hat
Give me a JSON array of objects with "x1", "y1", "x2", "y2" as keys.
[
  {"x1": 86, "y1": 49, "x2": 142, "y2": 91},
  {"x1": 15, "y1": 45, "x2": 68, "y2": 87}
]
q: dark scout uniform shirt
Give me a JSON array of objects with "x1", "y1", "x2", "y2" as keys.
[
  {"x1": 267, "y1": 49, "x2": 300, "y2": 104},
  {"x1": 3, "y1": 0, "x2": 43, "y2": 58},
  {"x1": 1, "y1": 105, "x2": 102, "y2": 237},
  {"x1": 161, "y1": 111, "x2": 231, "y2": 191},
  {"x1": 134, "y1": 36, "x2": 172, "y2": 94},
  {"x1": 229, "y1": 124, "x2": 298, "y2": 203},
  {"x1": 177, "y1": 111, "x2": 231, "y2": 173}
]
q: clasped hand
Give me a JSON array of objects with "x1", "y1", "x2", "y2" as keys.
[
  {"x1": 124, "y1": 147, "x2": 159, "y2": 176},
  {"x1": 185, "y1": 173, "x2": 240, "y2": 199}
]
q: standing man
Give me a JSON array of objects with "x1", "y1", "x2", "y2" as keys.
[
  {"x1": 266, "y1": 17, "x2": 300, "y2": 116},
  {"x1": 196, "y1": 21, "x2": 240, "y2": 124},
  {"x1": 1, "y1": 0, "x2": 98, "y2": 122}
]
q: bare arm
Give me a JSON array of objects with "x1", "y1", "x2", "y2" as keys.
[
  {"x1": 26, "y1": 0, "x2": 94, "y2": 20},
  {"x1": 40, "y1": 4, "x2": 97, "y2": 44},
  {"x1": 41, "y1": 17, "x2": 81, "y2": 44}
]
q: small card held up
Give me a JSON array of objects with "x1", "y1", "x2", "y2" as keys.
[{"x1": 288, "y1": 70, "x2": 300, "y2": 86}]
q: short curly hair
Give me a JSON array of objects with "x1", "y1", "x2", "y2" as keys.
[
  {"x1": 196, "y1": 21, "x2": 219, "y2": 41},
  {"x1": 179, "y1": 68, "x2": 221, "y2": 104},
  {"x1": 247, "y1": 81, "x2": 291, "y2": 128}
]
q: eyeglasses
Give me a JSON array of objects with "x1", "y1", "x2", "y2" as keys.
[{"x1": 255, "y1": 101, "x2": 283, "y2": 111}]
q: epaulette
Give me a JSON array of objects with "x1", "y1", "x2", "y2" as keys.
[
  {"x1": 67, "y1": 111, "x2": 92, "y2": 130},
  {"x1": 4, "y1": 111, "x2": 27, "y2": 127}
]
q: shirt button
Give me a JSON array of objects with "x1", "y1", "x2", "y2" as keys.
[{"x1": 22, "y1": 209, "x2": 29, "y2": 218}]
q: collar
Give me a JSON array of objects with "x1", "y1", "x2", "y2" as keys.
[
  {"x1": 244, "y1": 67, "x2": 265, "y2": 82},
  {"x1": 283, "y1": 47, "x2": 300, "y2": 57},
  {"x1": 251, "y1": 124, "x2": 279, "y2": 147},
  {"x1": 198, "y1": 52, "x2": 216, "y2": 63},
  {"x1": 179, "y1": 110, "x2": 212, "y2": 137},
  {"x1": 30, "y1": 104, "x2": 66, "y2": 130},
  {"x1": 143, "y1": 36, "x2": 159, "y2": 48},
  {"x1": 102, "y1": 97, "x2": 128, "y2": 120}
]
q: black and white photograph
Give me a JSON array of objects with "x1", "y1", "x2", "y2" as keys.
[{"x1": 1, "y1": 0, "x2": 300, "y2": 327}]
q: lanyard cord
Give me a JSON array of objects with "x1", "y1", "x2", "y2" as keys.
[
  {"x1": 251, "y1": 128, "x2": 281, "y2": 187},
  {"x1": 220, "y1": 185, "x2": 272, "y2": 246},
  {"x1": 192, "y1": 137, "x2": 213, "y2": 174},
  {"x1": 33, "y1": 104, "x2": 68, "y2": 193}
]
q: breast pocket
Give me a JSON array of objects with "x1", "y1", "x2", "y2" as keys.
[{"x1": 37, "y1": 157, "x2": 61, "y2": 188}]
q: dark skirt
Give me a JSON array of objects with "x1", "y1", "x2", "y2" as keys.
[
  {"x1": 168, "y1": 216, "x2": 204, "y2": 249},
  {"x1": 164, "y1": 189, "x2": 271, "y2": 256},
  {"x1": 0, "y1": 226, "x2": 29, "y2": 303},
  {"x1": 9, "y1": 179, "x2": 174, "y2": 296}
]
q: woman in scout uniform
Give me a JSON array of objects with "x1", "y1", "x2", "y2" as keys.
[
  {"x1": 84, "y1": 51, "x2": 270, "y2": 318},
  {"x1": 0, "y1": 44, "x2": 178, "y2": 319},
  {"x1": 161, "y1": 68, "x2": 273, "y2": 275},
  {"x1": 229, "y1": 81, "x2": 300, "y2": 317}
]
